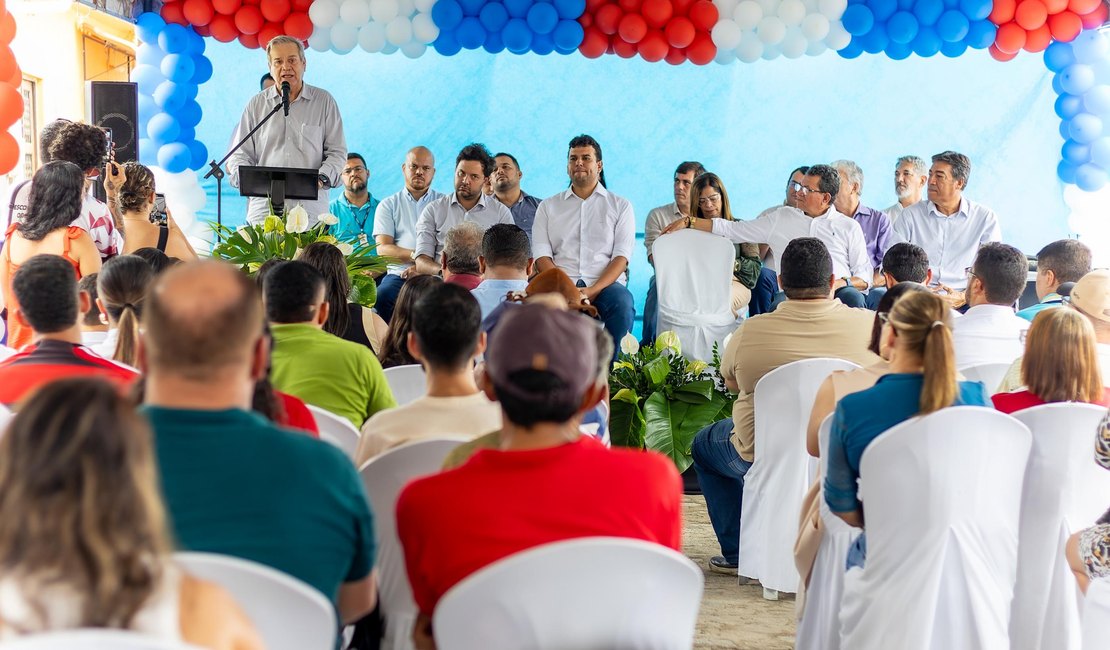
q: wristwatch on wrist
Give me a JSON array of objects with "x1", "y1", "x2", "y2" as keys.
[
  {"x1": 318, "y1": 174, "x2": 330, "y2": 188},
  {"x1": 843, "y1": 277, "x2": 851, "y2": 288},
  {"x1": 410, "y1": 250, "x2": 418, "y2": 261},
  {"x1": 686, "y1": 216, "x2": 694, "y2": 228}
]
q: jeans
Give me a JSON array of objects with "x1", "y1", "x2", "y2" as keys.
[
  {"x1": 692, "y1": 418, "x2": 753, "y2": 564},
  {"x1": 834, "y1": 286, "x2": 866, "y2": 308},
  {"x1": 642, "y1": 275, "x2": 658, "y2": 345},
  {"x1": 748, "y1": 267, "x2": 779, "y2": 316},
  {"x1": 865, "y1": 287, "x2": 887, "y2": 310},
  {"x1": 375, "y1": 274, "x2": 405, "y2": 323},
  {"x1": 579, "y1": 281, "x2": 634, "y2": 360}
]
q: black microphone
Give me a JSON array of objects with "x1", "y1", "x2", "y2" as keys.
[{"x1": 281, "y1": 81, "x2": 290, "y2": 117}]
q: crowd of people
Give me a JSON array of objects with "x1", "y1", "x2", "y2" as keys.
[{"x1": 0, "y1": 32, "x2": 1107, "y2": 649}]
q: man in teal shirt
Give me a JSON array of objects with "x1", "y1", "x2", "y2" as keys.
[
  {"x1": 329, "y1": 153, "x2": 379, "y2": 245},
  {"x1": 1017, "y1": 239, "x2": 1091, "y2": 322},
  {"x1": 265, "y1": 260, "x2": 396, "y2": 428},
  {"x1": 139, "y1": 260, "x2": 378, "y2": 625}
]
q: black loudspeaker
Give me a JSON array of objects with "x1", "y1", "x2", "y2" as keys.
[{"x1": 87, "y1": 81, "x2": 138, "y2": 164}]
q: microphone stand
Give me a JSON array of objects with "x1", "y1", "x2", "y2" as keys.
[{"x1": 203, "y1": 95, "x2": 285, "y2": 241}]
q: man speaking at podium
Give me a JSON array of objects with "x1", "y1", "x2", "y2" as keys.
[{"x1": 228, "y1": 35, "x2": 347, "y2": 226}]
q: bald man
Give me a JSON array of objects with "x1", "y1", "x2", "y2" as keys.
[
  {"x1": 139, "y1": 261, "x2": 379, "y2": 626},
  {"x1": 372, "y1": 146, "x2": 443, "y2": 322}
]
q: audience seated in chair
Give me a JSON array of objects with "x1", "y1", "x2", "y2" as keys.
[
  {"x1": 863, "y1": 242, "x2": 932, "y2": 309},
  {"x1": 831, "y1": 159, "x2": 894, "y2": 292},
  {"x1": 952, "y1": 242, "x2": 1030, "y2": 369},
  {"x1": 93, "y1": 254, "x2": 153, "y2": 366},
  {"x1": 377, "y1": 274, "x2": 442, "y2": 369},
  {"x1": 470, "y1": 223, "x2": 532, "y2": 319},
  {"x1": 77, "y1": 272, "x2": 107, "y2": 347},
  {"x1": 296, "y1": 241, "x2": 388, "y2": 355},
  {"x1": 139, "y1": 261, "x2": 378, "y2": 623},
  {"x1": 0, "y1": 378, "x2": 263, "y2": 650},
  {"x1": 1017, "y1": 239, "x2": 1092, "y2": 322},
  {"x1": 1067, "y1": 412, "x2": 1110, "y2": 594},
  {"x1": 686, "y1": 172, "x2": 760, "y2": 317},
  {"x1": 397, "y1": 304, "x2": 680, "y2": 650},
  {"x1": 439, "y1": 221, "x2": 484, "y2": 291}
]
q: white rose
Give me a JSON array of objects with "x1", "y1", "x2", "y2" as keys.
[
  {"x1": 318, "y1": 212, "x2": 339, "y2": 226},
  {"x1": 336, "y1": 242, "x2": 354, "y2": 255},
  {"x1": 285, "y1": 204, "x2": 310, "y2": 233},
  {"x1": 619, "y1": 333, "x2": 640, "y2": 355}
]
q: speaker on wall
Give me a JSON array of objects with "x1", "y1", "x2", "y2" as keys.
[{"x1": 87, "y1": 81, "x2": 138, "y2": 164}]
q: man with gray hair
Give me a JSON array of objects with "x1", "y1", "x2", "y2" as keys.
[
  {"x1": 832, "y1": 159, "x2": 893, "y2": 290},
  {"x1": 882, "y1": 155, "x2": 928, "y2": 223},
  {"x1": 893, "y1": 151, "x2": 1002, "y2": 309},
  {"x1": 441, "y1": 220, "x2": 485, "y2": 290},
  {"x1": 228, "y1": 35, "x2": 347, "y2": 225}
]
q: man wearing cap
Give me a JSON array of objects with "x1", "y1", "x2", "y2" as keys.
[{"x1": 396, "y1": 304, "x2": 682, "y2": 648}]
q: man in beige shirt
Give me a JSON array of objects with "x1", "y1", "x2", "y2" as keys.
[
  {"x1": 355, "y1": 283, "x2": 501, "y2": 467},
  {"x1": 691, "y1": 237, "x2": 880, "y2": 573}
]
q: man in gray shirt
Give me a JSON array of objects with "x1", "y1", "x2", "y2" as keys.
[{"x1": 228, "y1": 36, "x2": 346, "y2": 225}]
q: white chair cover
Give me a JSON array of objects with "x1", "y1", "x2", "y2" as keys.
[
  {"x1": 1082, "y1": 578, "x2": 1110, "y2": 650},
  {"x1": 433, "y1": 537, "x2": 703, "y2": 650},
  {"x1": 1009, "y1": 403, "x2": 1110, "y2": 650},
  {"x1": 0, "y1": 630, "x2": 203, "y2": 649},
  {"x1": 0, "y1": 403, "x2": 11, "y2": 431},
  {"x1": 360, "y1": 438, "x2": 468, "y2": 650},
  {"x1": 652, "y1": 228, "x2": 737, "y2": 362},
  {"x1": 738, "y1": 358, "x2": 860, "y2": 593},
  {"x1": 174, "y1": 552, "x2": 336, "y2": 650},
  {"x1": 839, "y1": 407, "x2": 1032, "y2": 650},
  {"x1": 306, "y1": 404, "x2": 360, "y2": 460},
  {"x1": 384, "y1": 364, "x2": 427, "y2": 407},
  {"x1": 959, "y1": 362, "x2": 1014, "y2": 393},
  {"x1": 795, "y1": 414, "x2": 862, "y2": 650}
]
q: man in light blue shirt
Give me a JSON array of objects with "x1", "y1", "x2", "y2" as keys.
[
  {"x1": 372, "y1": 146, "x2": 442, "y2": 322},
  {"x1": 329, "y1": 153, "x2": 379, "y2": 243},
  {"x1": 1016, "y1": 239, "x2": 1090, "y2": 321},
  {"x1": 471, "y1": 223, "x2": 532, "y2": 319}
]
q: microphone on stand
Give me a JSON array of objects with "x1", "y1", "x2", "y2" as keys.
[{"x1": 281, "y1": 81, "x2": 290, "y2": 117}]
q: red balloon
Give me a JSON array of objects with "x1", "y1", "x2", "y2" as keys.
[
  {"x1": 291, "y1": 0, "x2": 313, "y2": 10},
  {"x1": 0, "y1": 12, "x2": 14, "y2": 44},
  {"x1": 0, "y1": 82, "x2": 22, "y2": 128},
  {"x1": 238, "y1": 31, "x2": 261, "y2": 48},
  {"x1": 0, "y1": 46, "x2": 15, "y2": 83},
  {"x1": 618, "y1": 13, "x2": 648, "y2": 42},
  {"x1": 596, "y1": 4, "x2": 624, "y2": 34},
  {"x1": 1067, "y1": 0, "x2": 1101, "y2": 14},
  {"x1": 5, "y1": 61, "x2": 19, "y2": 88},
  {"x1": 1047, "y1": 10, "x2": 1082, "y2": 39},
  {"x1": 686, "y1": 0, "x2": 718, "y2": 30},
  {"x1": 1041, "y1": 0, "x2": 1067, "y2": 13},
  {"x1": 618, "y1": 0, "x2": 642, "y2": 13},
  {"x1": 993, "y1": 21, "x2": 1026, "y2": 52},
  {"x1": 664, "y1": 16, "x2": 694, "y2": 47},
  {"x1": 579, "y1": 25, "x2": 609, "y2": 57},
  {"x1": 1023, "y1": 22, "x2": 1051, "y2": 49},
  {"x1": 988, "y1": 0, "x2": 1016, "y2": 24},
  {"x1": 641, "y1": 0, "x2": 673, "y2": 28},
  {"x1": 212, "y1": 0, "x2": 242, "y2": 14},
  {"x1": 664, "y1": 45, "x2": 686, "y2": 64},
  {"x1": 235, "y1": 5, "x2": 265, "y2": 33},
  {"x1": 161, "y1": 1, "x2": 189, "y2": 25},
  {"x1": 579, "y1": 13, "x2": 594, "y2": 28},
  {"x1": 637, "y1": 29, "x2": 668, "y2": 60},
  {"x1": 284, "y1": 11, "x2": 313, "y2": 39},
  {"x1": 585, "y1": 0, "x2": 608, "y2": 12},
  {"x1": 1081, "y1": 2, "x2": 1107, "y2": 27},
  {"x1": 685, "y1": 30, "x2": 715, "y2": 64},
  {"x1": 183, "y1": 0, "x2": 215, "y2": 26},
  {"x1": 257, "y1": 21, "x2": 284, "y2": 48},
  {"x1": 1014, "y1": 0, "x2": 1047, "y2": 28},
  {"x1": 613, "y1": 37, "x2": 638, "y2": 57},
  {"x1": 193, "y1": 22, "x2": 212, "y2": 37},
  {"x1": 260, "y1": 0, "x2": 291, "y2": 23},
  {"x1": 0, "y1": 130, "x2": 19, "y2": 176},
  {"x1": 989, "y1": 43, "x2": 1019, "y2": 60},
  {"x1": 243, "y1": 0, "x2": 261, "y2": 4},
  {"x1": 671, "y1": 0, "x2": 694, "y2": 15},
  {"x1": 209, "y1": 13, "x2": 240, "y2": 41}
]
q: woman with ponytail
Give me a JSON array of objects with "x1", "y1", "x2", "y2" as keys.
[
  {"x1": 823, "y1": 291, "x2": 991, "y2": 564},
  {"x1": 94, "y1": 255, "x2": 153, "y2": 366}
]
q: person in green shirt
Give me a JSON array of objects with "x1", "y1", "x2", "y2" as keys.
[{"x1": 263, "y1": 260, "x2": 396, "y2": 428}]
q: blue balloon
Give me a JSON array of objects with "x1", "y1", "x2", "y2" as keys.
[
  {"x1": 459, "y1": 0, "x2": 486, "y2": 16},
  {"x1": 158, "y1": 24, "x2": 190, "y2": 55},
  {"x1": 553, "y1": 0, "x2": 586, "y2": 19},
  {"x1": 188, "y1": 140, "x2": 208, "y2": 171},
  {"x1": 939, "y1": 39, "x2": 967, "y2": 57},
  {"x1": 1052, "y1": 73, "x2": 1065, "y2": 95},
  {"x1": 860, "y1": 24, "x2": 889, "y2": 54},
  {"x1": 431, "y1": 0, "x2": 465, "y2": 31},
  {"x1": 1076, "y1": 163, "x2": 1109, "y2": 191},
  {"x1": 841, "y1": 5, "x2": 875, "y2": 36},
  {"x1": 527, "y1": 3, "x2": 559, "y2": 34},
  {"x1": 135, "y1": 12, "x2": 166, "y2": 44},
  {"x1": 1060, "y1": 64, "x2": 1096, "y2": 96},
  {"x1": 936, "y1": 10, "x2": 968, "y2": 43},
  {"x1": 554, "y1": 40, "x2": 578, "y2": 55},
  {"x1": 965, "y1": 19, "x2": 995, "y2": 49},
  {"x1": 911, "y1": 25, "x2": 941, "y2": 57},
  {"x1": 157, "y1": 142, "x2": 191, "y2": 174},
  {"x1": 1070, "y1": 113, "x2": 1104, "y2": 144},
  {"x1": 138, "y1": 138, "x2": 156, "y2": 166},
  {"x1": 153, "y1": 81, "x2": 188, "y2": 113},
  {"x1": 484, "y1": 30, "x2": 506, "y2": 53},
  {"x1": 1090, "y1": 137, "x2": 1110, "y2": 168},
  {"x1": 177, "y1": 99, "x2": 203, "y2": 129},
  {"x1": 146, "y1": 112, "x2": 181, "y2": 145},
  {"x1": 871, "y1": 0, "x2": 897, "y2": 21},
  {"x1": 479, "y1": 3, "x2": 510, "y2": 33},
  {"x1": 941, "y1": 0, "x2": 958, "y2": 8},
  {"x1": 138, "y1": 95, "x2": 158, "y2": 125},
  {"x1": 912, "y1": 0, "x2": 943, "y2": 27},
  {"x1": 531, "y1": 31, "x2": 555, "y2": 54},
  {"x1": 160, "y1": 54, "x2": 196, "y2": 84},
  {"x1": 504, "y1": 0, "x2": 533, "y2": 19},
  {"x1": 191, "y1": 56, "x2": 213, "y2": 85},
  {"x1": 1061, "y1": 121, "x2": 1071, "y2": 140},
  {"x1": 887, "y1": 12, "x2": 919, "y2": 44},
  {"x1": 1044, "y1": 41, "x2": 1076, "y2": 73},
  {"x1": 1057, "y1": 160, "x2": 1078, "y2": 184},
  {"x1": 958, "y1": 0, "x2": 991, "y2": 20},
  {"x1": 185, "y1": 30, "x2": 206, "y2": 56},
  {"x1": 133, "y1": 64, "x2": 164, "y2": 95},
  {"x1": 136, "y1": 42, "x2": 165, "y2": 65},
  {"x1": 177, "y1": 126, "x2": 196, "y2": 143},
  {"x1": 184, "y1": 84, "x2": 199, "y2": 102},
  {"x1": 1085, "y1": 85, "x2": 1110, "y2": 117},
  {"x1": 837, "y1": 38, "x2": 865, "y2": 59},
  {"x1": 885, "y1": 41, "x2": 913, "y2": 59},
  {"x1": 1062, "y1": 139, "x2": 1091, "y2": 164},
  {"x1": 503, "y1": 18, "x2": 533, "y2": 52},
  {"x1": 456, "y1": 17, "x2": 486, "y2": 49},
  {"x1": 899, "y1": 0, "x2": 916, "y2": 8},
  {"x1": 1056, "y1": 93, "x2": 1084, "y2": 120},
  {"x1": 552, "y1": 19, "x2": 584, "y2": 49},
  {"x1": 433, "y1": 30, "x2": 463, "y2": 55}
]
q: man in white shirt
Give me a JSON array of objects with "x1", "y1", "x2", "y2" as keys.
[
  {"x1": 533, "y1": 135, "x2": 636, "y2": 351},
  {"x1": 372, "y1": 145, "x2": 442, "y2": 322},
  {"x1": 412, "y1": 143, "x2": 513, "y2": 276},
  {"x1": 892, "y1": 151, "x2": 1002, "y2": 308},
  {"x1": 642, "y1": 161, "x2": 704, "y2": 343},
  {"x1": 663, "y1": 164, "x2": 873, "y2": 308},
  {"x1": 881, "y1": 155, "x2": 928, "y2": 223},
  {"x1": 952, "y1": 242, "x2": 1030, "y2": 370},
  {"x1": 471, "y1": 223, "x2": 532, "y2": 319}
]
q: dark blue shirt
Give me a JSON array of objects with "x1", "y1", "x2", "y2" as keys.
[{"x1": 505, "y1": 190, "x2": 540, "y2": 240}]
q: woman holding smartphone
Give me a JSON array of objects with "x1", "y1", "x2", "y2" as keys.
[{"x1": 118, "y1": 162, "x2": 198, "y2": 261}]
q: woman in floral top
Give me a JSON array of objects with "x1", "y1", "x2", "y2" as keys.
[{"x1": 1067, "y1": 410, "x2": 1110, "y2": 593}]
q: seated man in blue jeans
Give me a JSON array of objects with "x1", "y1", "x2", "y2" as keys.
[{"x1": 692, "y1": 238, "x2": 880, "y2": 573}]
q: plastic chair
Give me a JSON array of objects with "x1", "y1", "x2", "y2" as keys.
[
  {"x1": 738, "y1": 358, "x2": 860, "y2": 597},
  {"x1": 1082, "y1": 578, "x2": 1110, "y2": 650},
  {"x1": 0, "y1": 630, "x2": 203, "y2": 649},
  {"x1": 360, "y1": 438, "x2": 468, "y2": 650},
  {"x1": 0, "y1": 403, "x2": 11, "y2": 430},
  {"x1": 433, "y1": 537, "x2": 704, "y2": 650},
  {"x1": 174, "y1": 552, "x2": 336, "y2": 650},
  {"x1": 795, "y1": 414, "x2": 862, "y2": 650},
  {"x1": 959, "y1": 362, "x2": 1015, "y2": 394},
  {"x1": 838, "y1": 407, "x2": 1032, "y2": 650},
  {"x1": 384, "y1": 364, "x2": 427, "y2": 407},
  {"x1": 307, "y1": 404, "x2": 360, "y2": 460},
  {"x1": 1009, "y1": 403, "x2": 1110, "y2": 650},
  {"x1": 653, "y1": 228, "x2": 737, "y2": 362}
]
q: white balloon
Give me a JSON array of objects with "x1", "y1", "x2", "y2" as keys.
[
  {"x1": 737, "y1": 35, "x2": 764, "y2": 61},
  {"x1": 715, "y1": 47, "x2": 737, "y2": 64},
  {"x1": 758, "y1": 0, "x2": 779, "y2": 14},
  {"x1": 801, "y1": 12, "x2": 829, "y2": 41},
  {"x1": 733, "y1": 1, "x2": 763, "y2": 30},
  {"x1": 711, "y1": 20, "x2": 743, "y2": 49},
  {"x1": 777, "y1": 0, "x2": 806, "y2": 26},
  {"x1": 401, "y1": 41, "x2": 427, "y2": 58},
  {"x1": 761, "y1": 43, "x2": 781, "y2": 59},
  {"x1": 340, "y1": 0, "x2": 372, "y2": 26},
  {"x1": 413, "y1": 0, "x2": 436, "y2": 13},
  {"x1": 411, "y1": 12, "x2": 439, "y2": 42},
  {"x1": 756, "y1": 16, "x2": 786, "y2": 44},
  {"x1": 818, "y1": 0, "x2": 847, "y2": 17},
  {"x1": 382, "y1": 43, "x2": 399, "y2": 54},
  {"x1": 385, "y1": 16, "x2": 413, "y2": 46},
  {"x1": 715, "y1": 0, "x2": 741, "y2": 18},
  {"x1": 396, "y1": 0, "x2": 416, "y2": 16},
  {"x1": 1073, "y1": 30, "x2": 1110, "y2": 65},
  {"x1": 330, "y1": 22, "x2": 360, "y2": 53},
  {"x1": 358, "y1": 21, "x2": 387, "y2": 52},
  {"x1": 805, "y1": 39, "x2": 827, "y2": 56},
  {"x1": 308, "y1": 0, "x2": 341, "y2": 28},
  {"x1": 824, "y1": 21, "x2": 850, "y2": 49},
  {"x1": 371, "y1": 0, "x2": 400, "y2": 23},
  {"x1": 308, "y1": 27, "x2": 333, "y2": 51},
  {"x1": 781, "y1": 27, "x2": 807, "y2": 57}
]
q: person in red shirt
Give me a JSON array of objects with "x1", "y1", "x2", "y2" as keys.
[
  {"x1": 0, "y1": 254, "x2": 136, "y2": 406},
  {"x1": 993, "y1": 306, "x2": 1109, "y2": 414},
  {"x1": 396, "y1": 304, "x2": 682, "y2": 649}
]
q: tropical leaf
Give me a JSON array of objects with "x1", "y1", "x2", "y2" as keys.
[
  {"x1": 643, "y1": 391, "x2": 696, "y2": 473},
  {"x1": 609, "y1": 389, "x2": 646, "y2": 450},
  {"x1": 675, "y1": 379, "x2": 715, "y2": 402},
  {"x1": 643, "y1": 355, "x2": 671, "y2": 388}
]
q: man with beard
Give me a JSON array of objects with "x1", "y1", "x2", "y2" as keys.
[
  {"x1": 490, "y1": 152, "x2": 540, "y2": 239},
  {"x1": 882, "y1": 155, "x2": 927, "y2": 223},
  {"x1": 412, "y1": 144, "x2": 513, "y2": 277},
  {"x1": 329, "y1": 153, "x2": 379, "y2": 243}
]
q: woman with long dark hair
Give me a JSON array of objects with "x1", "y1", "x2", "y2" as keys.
[
  {"x1": 296, "y1": 242, "x2": 388, "y2": 353},
  {"x1": 377, "y1": 274, "x2": 442, "y2": 369}
]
